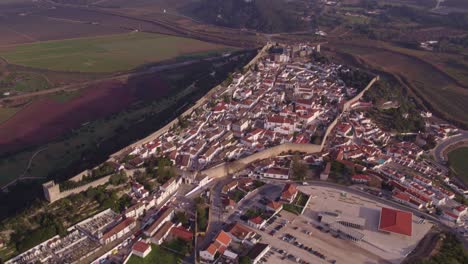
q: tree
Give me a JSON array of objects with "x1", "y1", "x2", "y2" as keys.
[
  {"x1": 239, "y1": 256, "x2": 252, "y2": 264},
  {"x1": 292, "y1": 154, "x2": 307, "y2": 181},
  {"x1": 109, "y1": 171, "x2": 127, "y2": 185},
  {"x1": 175, "y1": 211, "x2": 189, "y2": 226}
]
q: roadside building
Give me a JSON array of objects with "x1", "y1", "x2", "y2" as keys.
[
  {"x1": 320, "y1": 162, "x2": 331, "y2": 181},
  {"x1": 281, "y1": 183, "x2": 298, "y2": 203},
  {"x1": 443, "y1": 211, "x2": 462, "y2": 223},
  {"x1": 168, "y1": 226, "x2": 193, "y2": 242},
  {"x1": 351, "y1": 174, "x2": 371, "y2": 184},
  {"x1": 132, "y1": 241, "x2": 151, "y2": 258},
  {"x1": 200, "y1": 230, "x2": 232, "y2": 261},
  {"x1": 248, "y1": 216, "x2": 266, "y2": 229},
  {"x1": 226, "y1": 222, "x2": 258, "y2": 245},
  {"x1": 151, "y1": 221, "x2": 174, "y2": 245},
  {"x1": 222, "y1": 181, "x2": 238, "y2": 194},
  {"x1": 200, "y1": 243, "x2": 218, "y2": 261},
  {"x1": 100, "y1": 217, "x2": 136, "y2": 244},
  {"x1": 266, "y1": 201, "x2": 283, "y2": 215},
  {"x1": 248, "y1": 243, "x2": 270, "y2": 264},
  {"x1": 263, "y1": 167, "x2": 290, "y2": 180},
  {"x1": 144, "y1": 208, "x2": 174, "y2": 237}
]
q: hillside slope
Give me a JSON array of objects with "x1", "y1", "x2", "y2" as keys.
[{"x1": 183, "y1": 0, "x2": 314, "y2": 33}]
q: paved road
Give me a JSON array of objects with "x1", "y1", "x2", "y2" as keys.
[
  {"x1": 197, "y1": 177, "x2": 231, "y2": 251},
  {"x1": 432, "y1": 131, "x2": 468, "y2": 164}
]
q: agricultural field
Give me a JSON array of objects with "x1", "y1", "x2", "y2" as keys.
[
  {"x1": 330, "y1": 42, "x2": 468, "y2": 128},
  {"x1": 0, "y1": 32, "x2": 232, "y2": 72},
  {"x1": 448, "y1": 147, "x2": 468, "y2": 184}
]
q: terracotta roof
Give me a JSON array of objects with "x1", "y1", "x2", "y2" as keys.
[
  {"x1": 228, "y1": 223, "x2": 254, "y2": 240},
  {"x1": 132, "y1": 241, "x2": 150, "y2": 253},
  {"x1": 281, "y1": 183, "x2": 297, "y2": 200},
  {"x1": 378, "y1": 207, "x2": 412, "y2": 236},
  {"x1": 206, "y1": 243, "x2": 218, "y2": 256},
  {"x1": 444, "y1": 211, "x2": 459, "y2": 219},
  {"x1": 393, "y1": 192, "x2": 410, "y2": 202},
  {"x1": 170, "y1": 226, "x2": 193, "y2": 241},
  {"x1": 267, "y1": 201, "x2": 283, "y2": 210},
  {"x1": 249, "y1": 216, "x2": 264, "y2": 225},
  {"x1": 215, "y1": 230, "x2": 232, "y2": 246}
]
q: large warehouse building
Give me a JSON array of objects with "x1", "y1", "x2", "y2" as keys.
[{"x1": 378, "y1": 207, "x2": 413, "y2": 236}]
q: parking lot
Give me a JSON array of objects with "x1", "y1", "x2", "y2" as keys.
[
  {"x1": 253, "y1": 211, "x2": 330, "y2": 264},
  {"x1": 253, "y1": 209, "x2": 387, "y2": 264},
  {"x1": 225, "y1": 183, "x2": 436, "y2": 264},
  {"x1": 298, "y1": 185, "x2": 433, "y2": 263}
]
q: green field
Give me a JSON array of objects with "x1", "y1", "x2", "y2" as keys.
[
  {"x1": 448, "y1": 147, "x2": 468, "y2": 184},
  {"x1": 0, "y1": 32, "x2": 231, "y2": 73},
  {"x1": 126, "y1": 245, "x2": 181, "y2": 264}
]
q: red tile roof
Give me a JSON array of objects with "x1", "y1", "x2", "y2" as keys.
[
  {"x1": 378, "y1": 207, "x2": 412, "y2": 236},
  {"x1": 206, "y1": 243, "x2": 218, "y2": 255},
  {"x1": 281, "y1": 183, "x2": 297, "y2": 200},
  {"x1": 170, "y1": 226, "x2": 193, "y2": 241},
  {"x1": 267, "y1": 201, "x2": 283, "y2": 210},
  {"x1": 393, "y1": 192, "x2": 410, "y2": 202},
  {"x1": 228, "y1": 223, "x2": 254, "y2": 240},
  {"x1": 132, "y1": 241, "x2": 150, "y2": 253},
  {"x1": 352, "y1": 174, "x2": 371, "y2": 181},
  {"x1": 249, "y1": 216, "x2": 264, "y2": 225},
  {"x1": 215, "y1": 230, "x2": 232, "y2": 246}
]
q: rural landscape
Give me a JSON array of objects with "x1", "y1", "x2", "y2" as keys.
[{"x1": 0, "y1": 0, "x2": 467, "y2": 264}]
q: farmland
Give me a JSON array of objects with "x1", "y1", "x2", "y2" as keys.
[
  {"x1": 328, "y1": 41, "x2": 468, "y2": 128},
  {"x1": 448, "y1": 147, "x2": 468, "y2": 184},
  {"x1": 0, "y1": 32, "x2": 232, "y2": 72}
]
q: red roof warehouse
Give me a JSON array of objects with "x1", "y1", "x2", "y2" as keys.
[{"x1": 378, "y1": 207, "x2": 412, "y2": 236}]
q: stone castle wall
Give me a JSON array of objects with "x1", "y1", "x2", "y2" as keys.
[{"x1": 43, "y1": 175, "x2": 111, "y2": 203}]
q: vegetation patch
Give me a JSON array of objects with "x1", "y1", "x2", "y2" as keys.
[
  {"x1": 0, "y1": 72, "x2": 49, "y2": 94},
  {"x1": 329, "y1": 161, "x2": 354, "y2": 186},
  {"x1": 127, "y1": 244, "x2": 182, "y2": 264},
  {"x1": 0, "y1": 184, "x2": 127, "y2": 259},
  {"x1": 414, "y1": 233, "x2": 468, "y2": 264},
  {"x1": 163, "y1": 238, "x2": 192, "y2": 256},
  {"x1": 195, "y1": 196, "x2": 209, "y2": 232}
]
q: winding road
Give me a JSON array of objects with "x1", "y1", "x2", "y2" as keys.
[{"x1": 432, "y1": 130, "x2": 468, "y2": 164}]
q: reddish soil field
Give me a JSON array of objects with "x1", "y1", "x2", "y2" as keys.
[{"x1": 0, "y1": 74, "x2": 171, "y2": 152}]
